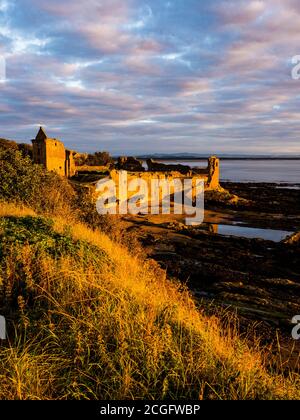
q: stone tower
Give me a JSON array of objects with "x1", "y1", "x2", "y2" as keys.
[
  {"x1": 32, "y1": 127, "x2": 75, "y2": 177},
  {"x1": 207, "y1": 156, "x2": 220, "y2": 189}
]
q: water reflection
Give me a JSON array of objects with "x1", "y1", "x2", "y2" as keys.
[{"x1": 208, "y1": 223, "x2": 293, "y2": 242}]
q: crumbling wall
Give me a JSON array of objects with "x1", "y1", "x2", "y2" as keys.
[
  {"x1": 44, "y1": 139, "x2": 66, "y2": 177},
  {"x1": 109, "y1": 170, "x2": 208, "y2": 206},
  {"x1": 109, "y1": 155, "x2": 220, "y2": 199},
  {"x1": 207, "y1": 156, "x2": 220, "y2": 190},
  {"x1": 32, "y1": 139, "x2": 46, "y2": 166},
  {"x1": 65, "y1": 149, "x2": 76, "y2": 178}
]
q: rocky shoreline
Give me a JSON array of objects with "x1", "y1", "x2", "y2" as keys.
[{"x1": 123, "y1": 182, "x2": 300, "y2": 369}]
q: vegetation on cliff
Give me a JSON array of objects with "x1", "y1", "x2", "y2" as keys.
[{"x1": 0, "y1": 148, "x2": 299, "y2": 400}]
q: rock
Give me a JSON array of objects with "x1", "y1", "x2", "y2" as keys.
[{"x1": 284, "y1": 231, "x2": 300, "y2": 245}]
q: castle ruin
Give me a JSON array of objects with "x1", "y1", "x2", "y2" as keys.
[
  {"x1": 115, "y1": 156, "x2": 220, "y2": 190},
  {"x1": 31, "y1": 127, "x2": 220, "y2": 190},
  {"x1": 32, "y1": 127, "x2": 76, "y2": 177}
]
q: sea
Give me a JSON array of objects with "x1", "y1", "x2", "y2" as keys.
[{"x1": 147, "y1": 159, "x2": 300, "y2": 184}]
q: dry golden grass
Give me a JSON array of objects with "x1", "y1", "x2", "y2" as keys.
[
  {"x1": 0, "y1": 201, "x2": 299, "y2": 400},
  {"x1": 0, "y1": 202, "x2": 35, "y2": 218}
]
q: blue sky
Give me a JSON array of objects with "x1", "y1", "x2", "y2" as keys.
[{"x1": 0, "y1": 0, "x2": 300, "y2": 154}]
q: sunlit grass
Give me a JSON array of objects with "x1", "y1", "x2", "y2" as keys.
[
  {"x1": 0, "y1": 202, "x2": 35, "y2": 218},
  {"x1": 0, "y1": 201, "x2": 299, "y2": 400}
]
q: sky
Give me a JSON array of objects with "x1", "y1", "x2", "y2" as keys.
[{"x1": 0, "y1": 0, "x2": 300, "y2": 155}]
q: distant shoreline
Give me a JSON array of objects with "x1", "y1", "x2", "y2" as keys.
[{"x1": 135, "y1": 156, "x2": 300, "y2": 161}]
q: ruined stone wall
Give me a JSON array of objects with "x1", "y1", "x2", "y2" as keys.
[
  {"x1": 109, "y1": 170, "x2": 209, "y2": 206},
  {"x1": 65, "y1": 149, "x2": 76, "y2": 178},
  {"x1": 94, "y1": 158, "x2": 220, "y2": 218},
  {"x1": 111, "y1": 156, "x2": 220, "y2": 190},
  {"x1": 32, "y1": 139, "x2": 47, "y2": 166},
  {"x1": 110, "y1": 156, "x2": 219, "y2": 190},
  {"x1": 44, "y1": 139, "x2": 66, "y2": 177},
  {"x1": 207, "y1": 156, "x2": 220, "y2": 190}
]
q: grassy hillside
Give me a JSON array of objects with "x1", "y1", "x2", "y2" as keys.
[
  {"x1": 0, "y1": 148, "x2": 299, "y2": 399},
  {"x1": 0, "y1": 202, "x2": 299, "y2": 399}
]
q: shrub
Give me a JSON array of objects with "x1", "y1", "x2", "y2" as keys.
[
  {"x1": 0, "y1": 148, "x2": 138, "y2": 244},
  {"x1": 0, "y1": 148, "x2": 75, "y2": 217}
]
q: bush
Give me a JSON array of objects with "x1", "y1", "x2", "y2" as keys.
[
  {"x1": 0, "y1": 138, "x2": 18, "y2": 150},
  {"x1": 0, "y1": 148, "x2": 139, "y2": 245},
  {"x1": 0, "y1": 148, "x2": 75, "y2": 217}
]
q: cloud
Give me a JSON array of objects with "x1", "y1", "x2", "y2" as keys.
[{"x1": 0, "y1": 0, "x2": 299, "y2": 154}]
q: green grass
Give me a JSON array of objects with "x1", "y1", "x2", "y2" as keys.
[
  {"x1": 0, "y1": 216, "x2": 106, "y2": 261},
  {"x1": 0, "y1": 203, "x2": 299, "y2": 400}
]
